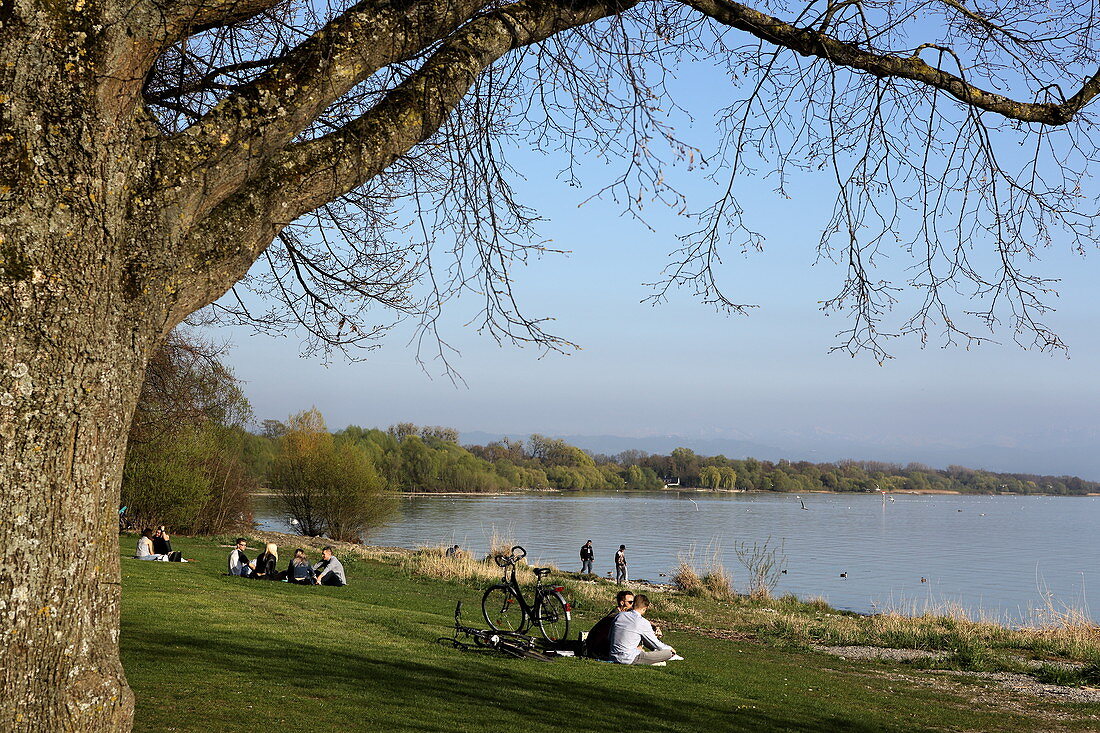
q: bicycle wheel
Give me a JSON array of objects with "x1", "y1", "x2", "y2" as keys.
[
  {"x1": 536, "y1": 592, "x2": 570, "y2": 642},
  {"x1": 483, "y1": 585, "x2": 526, "y2": 633}
]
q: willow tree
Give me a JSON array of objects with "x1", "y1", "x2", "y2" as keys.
[{"x1": 2, "y1": 0, "x2": 1099, "y2": 728}]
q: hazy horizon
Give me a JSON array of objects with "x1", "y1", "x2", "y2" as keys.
[{"x1": 215, "y1": 63, "x2": 1100, "y2": 485}]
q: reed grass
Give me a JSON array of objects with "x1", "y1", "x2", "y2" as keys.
[
  {"x1": 672, "y1": 555, "x2": 703, "y2": 596},
  {"x1": 673, "y1": 546, "x2": 734, "y2": 601}
]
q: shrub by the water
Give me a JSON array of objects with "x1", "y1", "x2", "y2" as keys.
[
  {"x1": 270, "y1": 408, "x2": 394, "y2": 542},
  {"x1": 672, "y1": 558, "x2": 704, "y2": 596},
  {"x1": 702, "y1": 566, "x2": 736, "y2": 601}
]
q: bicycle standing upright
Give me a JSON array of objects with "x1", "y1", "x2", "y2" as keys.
[{"x1": 482, "y1": 546, "x2": 571, "y2": 642}]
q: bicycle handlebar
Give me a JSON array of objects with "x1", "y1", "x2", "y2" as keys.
[{"x1": 493, "y1": 545, "x2": 527, "y2": 567}]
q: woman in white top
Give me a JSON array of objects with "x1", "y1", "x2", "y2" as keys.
[{"x1": 135, "y1": 528, "x2": 169, "y2": 561}]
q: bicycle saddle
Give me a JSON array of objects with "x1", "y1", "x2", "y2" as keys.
[{"x1": 533, "y1": 567, "x2": 552, "y2": 576}]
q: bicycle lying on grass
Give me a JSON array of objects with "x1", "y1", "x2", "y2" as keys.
[
  {"x1": 439, "y1": 601, "x2": 553, "y2": 661},
  {"x1": 482, "y1": 545, "x2": 571, "y2": 642}
]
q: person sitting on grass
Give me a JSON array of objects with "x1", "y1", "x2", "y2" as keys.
[
  {"x1": 285, "y1": 548, "x2": 315, "y2": 585},
  {"x1": 228, "y1": 538, "x2": 249, "y2": 576},
  {"x1": 312, "y1": 547, "x2": 346, "y2": 586},
  {"x1": 608, "y1": 594, "x2": 678, "y2": 666},
  {"x1": 249, "y1": 542, "x2": 280, "y2": 580},
  {"x1": 445, "y1": 544, "x2": 460, "y2": 558},
  {"x1": 584, "y1": 589, "x2": 634, "y2": 660},
  {"x1": 152, "y1": 526, "x2": 173, "y2": 555}
]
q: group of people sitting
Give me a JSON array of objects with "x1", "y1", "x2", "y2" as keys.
[
  {"x1": 585, "y1": 589, "x2": 684, "y2": 666},
  {"x1": 227, "y1": 539, "x2": 347, "y2": 586}
]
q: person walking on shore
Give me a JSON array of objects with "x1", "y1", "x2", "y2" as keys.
[
  {"x1": 580, "y1": 540, "x2": 594, "y2": 574},
  {"x1": 615, "y1": 545, "x2": 628, "y2": 584}
]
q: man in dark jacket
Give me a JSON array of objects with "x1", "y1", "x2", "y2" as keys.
[{"x1": 580, "y1": 540, "x2": 594, "y2": 574}]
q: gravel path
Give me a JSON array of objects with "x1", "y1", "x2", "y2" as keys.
[
  {"x1": 811, "y1": 644, "x2": 946, "y2": 662},
  {"x1": 955, "y1": 671, "x2": 1100, "y2": 704}
]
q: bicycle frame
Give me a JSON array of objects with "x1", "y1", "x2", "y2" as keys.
[
  {"x1": 486, "y1": 546, "x2": 571, "y2": 639},
  {"x1": 441, "y1": 602, "x2": 549, "y2": 659},
  {"x1": 497, "y1": 559, "x2": 540, "y2": 627}
]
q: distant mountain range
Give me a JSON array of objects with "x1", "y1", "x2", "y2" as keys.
[{"x1": 459, "y1": 430, "x2": 1100, "y2": 481}]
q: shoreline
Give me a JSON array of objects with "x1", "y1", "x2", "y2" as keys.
[
  {"x1": 387, "y1": 488, "x2": 1091, "y2": 497},
  {"x1": 250, "y1": 488, "x2": 1095, "y2": 498}
]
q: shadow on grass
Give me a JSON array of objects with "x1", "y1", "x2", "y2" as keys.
[{"x1": 126, "y1": 625, "x2": 916, "y2": 733}]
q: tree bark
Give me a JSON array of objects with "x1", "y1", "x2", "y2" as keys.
[
  {"x1": 0, "y1": 305, "x2": 145, "y2": 732},
  {"x1": 0, "y1": 2, "x2": 163, "y2": 728},
  {"x1": 0, "y1": 123, "x2": 156, "y2": 729}
]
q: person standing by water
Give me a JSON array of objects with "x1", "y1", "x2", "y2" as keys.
[
  {"x1": 580, "y1": 540, "x2": 594, "y2": 574},
  {"x1": 615, "y1": 545, "x2": 627, "y2": 584}
]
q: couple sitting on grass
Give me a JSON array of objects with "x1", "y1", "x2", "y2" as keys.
[
  {"x1": 587, "y1": 589, "x2": 683, "y2": 666},
  {"x1": 134, "y1": 527, "x2": 189, "y2": 562},
  {"x1": 227, "y1": 539, "x2": 346, "y2": 586}
]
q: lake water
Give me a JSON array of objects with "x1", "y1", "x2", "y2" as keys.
[{"x1": 254, "y1": 492, "x2": 1100, "y2": 624}]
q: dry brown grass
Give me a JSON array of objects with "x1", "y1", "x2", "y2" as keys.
[
  {"x1": 404, "y1": 543, "x2": 531, "y2": 585},
  {"x1": 673, "y1": 548, "x2": 734, "y2": 601},
  {"x1": 702, "y1": 566, "x2": 735, "y2": 601},
  {"x1": 485, "y1": 528, "x2": 520, "y2": 562},
  {"x1": 672, "y1": 556, "x2": 703, "y2": 595}
]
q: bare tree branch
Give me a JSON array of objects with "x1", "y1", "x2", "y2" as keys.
[
  {"x1": 157, "y1": 0, "x2": 488, "y2": 220},
  {"x1": 158, "y1": 0, "x2": 293, "y2": 38},
  {"x1": 169, "y1": 0, "x2": 639, "y2": 321},
  {"x1": 679, "y1": 0, "x2": 1100, "y2": 125}
]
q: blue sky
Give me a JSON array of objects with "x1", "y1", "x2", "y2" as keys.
[{"x1": 214, "y1": 35, "x2": 1100, "y2": 478}]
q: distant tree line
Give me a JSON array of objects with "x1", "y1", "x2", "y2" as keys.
[
  {"x1": 121, "y1": 335, "x2": 1098, "y2": 539},
  {"x1": 616, "y1": 448, "x2": 1099, "y2": 496},
  {"x1": 286, "y1": 429, "x2": 1100, "y2": 497}
]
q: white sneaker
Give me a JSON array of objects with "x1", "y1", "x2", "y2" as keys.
[
  {"x1": 652, "y1": 661, "x2": 667, "y2": 666},
  {"x1": 669, "y1": 654, "x2": 685, "y2": 661}
]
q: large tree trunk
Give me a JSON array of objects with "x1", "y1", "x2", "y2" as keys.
[
  {"x1": 0, "y1": 4, "x2": 165, "y2": 728},
  {"x1": 0, "y1": 311, "x2": 146, "y2": 732},
  {"x1": 0, "y1": 130, "x2": 157, "y2": 730}
]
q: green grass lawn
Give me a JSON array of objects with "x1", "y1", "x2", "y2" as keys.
[{"x1": 121, "y1": 536, "x2": 1099, "y2": 732}]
